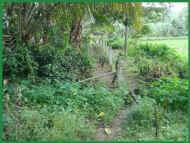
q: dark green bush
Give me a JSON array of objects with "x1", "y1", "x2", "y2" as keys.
[
  {"x1": 142, "y1": 77, "x2": 188, "y2": 111},
  {"x1": 4, "y1": 45, "x2": 38, "y2": 79},
  {"x1": 61, "y1": 48, "x2": 92, "y2": 80},
  {"x1": 4, "y1": 43, "x2": 92, "y2": 81}
]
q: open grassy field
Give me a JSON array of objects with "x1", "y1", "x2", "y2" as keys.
[{"x1": 140, "y1": 37, "x2": 188, "y2": 60}]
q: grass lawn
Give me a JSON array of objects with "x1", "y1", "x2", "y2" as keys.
[{"x1": 140, "y1": 37, "x2": 188, "y2": 60}]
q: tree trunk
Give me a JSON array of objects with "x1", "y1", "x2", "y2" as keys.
[
  {"x1": 154, "y1": 105, "x2": 159, "y2": 138},
  {"x1": 69, "y1": 18, "x2": 82, "y2": 49},
  {"x1": 124, "y1": 25, "x2": 128, "y2": 56}
]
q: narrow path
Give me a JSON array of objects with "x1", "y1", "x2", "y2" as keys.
[
  {"x1": 92, "y1": 63, "x2": 113, "y2": 87},
  {"x1": 95, "y1": 107, "x2": 128, "y2": 140},
  {"x1": 95, "y1": 56, "x2": 140, "y2": 141},
  {"x1": 95, "y1": 104, "x2": 138, "y2": 141}
]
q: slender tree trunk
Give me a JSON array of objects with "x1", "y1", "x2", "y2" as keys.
[
  {"x1": 4, "y1": 93, "x2": 10, "y2": 140},
  {"x1": 154, "y1": 104, "x2": 159, "y2": 138},
  {"x1": 69, "y1": 18, "x2": 82, "y2": 49},
  {"x1": 124, "y1": 14, "x2": 128, "y2": 56},
  {"x1": 124, "y1": 25, "x2": 128, "y2": 56}
]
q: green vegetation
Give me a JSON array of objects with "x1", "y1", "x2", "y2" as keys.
[
  {"x1": 128, "y1": 43, "x2": 187, "y2": 80},
  {"x1": 108, "y1": 37, "x2": 124, "y2": 49},
  {"x1": 115, "y1": 38, "x2": 188, "y2": 141},
  {"x1": 140, "y1": 37, "x2": 188, "y2": 59},
  {"x1": 143, "y1": 77, "x2": 188, "y2": 111},
  {"x1": 3, "y1": 2, "x2": 188, "y2": 142},
  {"x1": 4, "y1": 80, "x2": 126, "y2": 140},
  {"x1": 116, "y1": 97, "x2": 187, "y2": 141}
]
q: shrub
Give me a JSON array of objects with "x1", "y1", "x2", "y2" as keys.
[
  {"x1": 132, "y1": 43, "x2": 187, "y2": 79},
  {"x1": 142, "y1": 77, "x2": 188, "y2": 111},
  {"x1": 140, "y1": 24, "x2": 152, "y2": 35},
  {"x1": 33, "y1": 45, "x2": 92, "y2": 80},
  {"x1": 137, "y1": 43, "x2": 177, "y2": 58},
  {"x1": 22, "y1": 85, "x2": 56, "y2": 105},
  {"x1": 127, "y1": 97, "x2": 156, "y2": 127},
  {"x1": 52, "y1": 47, "x2": 92, "y2": 80},
  {"x1": 3, "y1": 45, "x2": 38, "y2": 79},
  {"x1": 108, "y1": 37, "x2": 124, "y2": 49},
  {"x1": 4, "y1": 43, "x2": 92, "y2": 81}
]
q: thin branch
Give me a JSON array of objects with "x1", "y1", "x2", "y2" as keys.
[{"x1": 78, "y1": 71, "x2": 115, "y2": 83}]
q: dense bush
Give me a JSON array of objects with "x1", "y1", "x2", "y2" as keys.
[
  {"x1": 108, "y1": 37, "x2": 124, "y2": 49},
  {"x1": 140, "y1": 24, "x2": 152, "y2": 35},
  {"x1": 3, "y1": 45, "x2": 38, "y2": 79},
  {"x1": 142, "y1": 77, "x2": 188, "y2": 111},
  {"x1": 131, "y1": 43, "x2": 187, "y2": 79},
  {"x1": 60, "y1": 48, "x2": 92, "y2": 80},
  {"x1": 137, "y1": 43, "x2": 175, "y2": 58},
  {"x1": 33, "y1": 45, "x2": 92, "y2": 80},
  {"x1": 4, "y1": 44, "x2": 92, "y2": 81}
]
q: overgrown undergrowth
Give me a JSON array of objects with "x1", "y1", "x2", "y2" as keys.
[
  {"x1": 3, "y1": 80, "x2": 126, "y2": 140},
  {"x1": 115, "y1": 97, "x2": 188, "y2": 141},
  {"x1": 115, "y1": 42, "x2": 188, "y2": 141}
]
